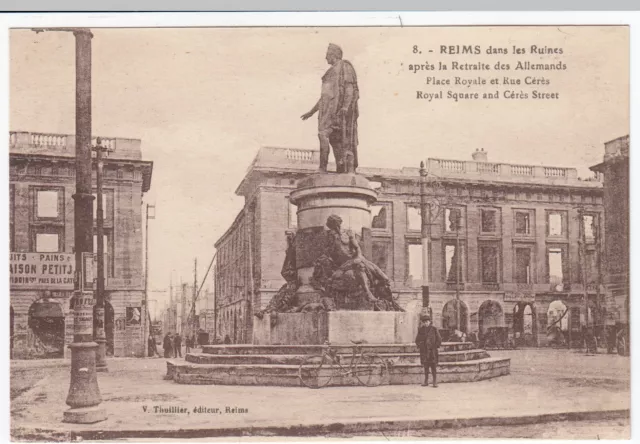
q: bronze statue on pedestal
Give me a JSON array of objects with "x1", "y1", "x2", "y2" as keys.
[{"x1": 301, "y1": 43, "x2": 359, "y2": 174}]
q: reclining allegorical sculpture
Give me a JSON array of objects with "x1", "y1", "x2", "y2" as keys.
[{"x1": 256, "y1": 215, "x2": 403, "y2": 320}]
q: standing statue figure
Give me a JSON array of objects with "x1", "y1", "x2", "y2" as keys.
[{"x1": 301, "y1": 43, "x2": 359, "y2": 174}]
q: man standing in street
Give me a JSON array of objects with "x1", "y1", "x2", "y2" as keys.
[
  {"x1": 174, "y1": 332, "x2": 182, "y2": 358},
  {"x1": 163, "y1": 333, "x2": 173, "y2": 358},
  {"x1": 415, "y1": 314, "x2": 442, "y2": 387}
]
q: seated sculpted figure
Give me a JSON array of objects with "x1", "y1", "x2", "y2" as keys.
[{"x1": 324, "y1": 214, "x2": 390, "y2": 303}]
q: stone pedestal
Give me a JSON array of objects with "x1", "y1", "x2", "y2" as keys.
[
  {"x1": 290, "y1": 173, "x2": 377, "y2": 233},
  {"x1": 289, "y1": 173, "x2": 377, "y2": 303},
  {"x1": 250, "y1": 172, "x2": 416, "y2": 346},
  {"x1": 253, "y1": 311, "x2": 417, "y2": 345}
]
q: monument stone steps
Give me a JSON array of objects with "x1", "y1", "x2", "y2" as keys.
[
  {"x1": 166, "y1": 341, "x2": 507, "y2": 386},
  {"x1": 166, "y1": 356, "x2": 510, "y2": 386},
  {"x1": 184, "y1": 349, "x2": 491, "y2": 366},
  {"x1": 200, "y1": 342, "x2": 477, "y2": 356},
  {"x1": 170, "y1": 355, "x2": 508, "y2": 373}
]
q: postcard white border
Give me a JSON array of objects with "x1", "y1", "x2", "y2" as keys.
[{"x1": 0, "y1": 11, "x2": 637, "y2": 444}]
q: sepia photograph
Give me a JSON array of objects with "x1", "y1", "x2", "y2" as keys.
[{"x1": 7, "y1": 19, "x2": 631, "y2": 441}]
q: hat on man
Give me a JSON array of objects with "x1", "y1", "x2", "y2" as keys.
[{"x1": 420, "y1": 314, "x2": 431, "y2": 322}]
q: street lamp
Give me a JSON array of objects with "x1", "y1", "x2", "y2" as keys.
[
  {"x1": 455, "y1": 211, "x2": 462, "y2": 332},
  {"x1": 93, "y1": 138, "x2": 113, "y2": 372},
  {"x1": 419, "y1": 161, "x2": 444, "y2": 318},
  {"x1": 32, "y1": 27, "x2": 106, "y2": 424}
]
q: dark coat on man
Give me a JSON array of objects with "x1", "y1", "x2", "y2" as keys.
[
  {"x1": 163, "y1": 334, "x2": 173, "y2": 358},
  {"x1": 415, "y1": 324, "x2": 442, "y2": 365},
  {"x1": 174, "y1": 334, "x2": 183, "y2": 357}
]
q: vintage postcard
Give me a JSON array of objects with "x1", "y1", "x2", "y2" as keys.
[{"x1": 8, "y1": 20, "x2": 630, "y2": 441}]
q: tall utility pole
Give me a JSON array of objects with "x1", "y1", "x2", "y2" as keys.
[
  {"x1": 169, "y1": 273, "x2": 173, "y2": 334},
  {"x1": 32, "y1": 27, "x2": 106, "y2": 424},
  {"x1": 93, "y1": 138, "x2": 112, "y2": 373},
  {"x1": 455, "y1": 212, "x2": 461, "y2": 331},
  {"x1": 577, "y1": 208, "x2": 590, "y2": 343},
  {"x1": 419, "y1": 162, "x2": 430, "y2": 314},
  {"x1": 180, "y1": 280, "x2": 186, "y2": 335},
  {"x1": 144, "y1": 203, "x2": 155, "y2": 356},
  {"x1": 192, "y1": 257, "x2": 198, "y2": 344},
  {"x1": 594, "y1": 217, "x2": 603, "y2": 340},
  {"x1": 213, "y1": 263, "x2": 218, "y2": 343}
]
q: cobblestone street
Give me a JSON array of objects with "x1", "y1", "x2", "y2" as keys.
[{"x1": 10, "y1": 348, "x2": 629, "y2": 440}]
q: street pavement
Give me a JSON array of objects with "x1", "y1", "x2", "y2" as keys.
[
  {"x1": 10, "y1": 348, "x2": 630, "y2": 440},
  {"x1": 127, "y1": 418, "x2": 630, "y2": 441}
]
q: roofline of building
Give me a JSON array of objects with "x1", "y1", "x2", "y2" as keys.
[
  {"x1": 235, "y1": 147, "x2": 602, "y2": 196},
  {"x1": 10, "y1": 129, "x2": 142, "y2": 141},
  {"x1": 590, "y1": 155, "x2": 628, "y2": 174},
  {"x1": 251, "y1": 164, "x2": 602, "y2": 187},
  {"x1": 606, "y1": 134, "x2": 630, "y2": 145},
  {"x1": 238, "y1": 165, "x2": 602, "y2": 198},
  {"x1": 214, "y1": 207, "x2": 247, "y2": 249},
  {"x1": 9, "y1": 152, "x2": 154, "y2": 193}
]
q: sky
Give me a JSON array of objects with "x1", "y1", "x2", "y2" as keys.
[{"x1": 9, "y1": 26, "x2": 629, "y2": 311}]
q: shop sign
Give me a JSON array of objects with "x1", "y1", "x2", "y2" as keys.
[
  {"x1": 10, "y1": 253, "x2": 75, "y2": 290},
  {"x1": 504, "y1": 292, "x2": 535, "y2": 303}
]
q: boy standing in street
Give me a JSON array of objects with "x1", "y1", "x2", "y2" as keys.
[{"x1": 415, "y1": 314, "x2": 442, "y2": 387}]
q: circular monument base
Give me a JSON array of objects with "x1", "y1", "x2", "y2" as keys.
[{"x1": 63, "y1": 405, "x2": 107, "y2": 424}]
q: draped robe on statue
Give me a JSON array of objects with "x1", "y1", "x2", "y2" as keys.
[{"x1": 318, "y1": 59, "x2": 359, "y2": 170}]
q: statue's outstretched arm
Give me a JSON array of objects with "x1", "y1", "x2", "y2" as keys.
[{"x1": 301, "y1": 100, "x2": 320, "y2": 120}]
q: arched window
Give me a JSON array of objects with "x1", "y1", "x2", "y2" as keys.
[
  {"x1": 442, "y1": 300, "x2": 468, "y2": 333},
  {"x1": 548, "y1": 300, "x2": 569, "y2": 331},
  {"x1": 478, "y1": 300, "x2": 504, "y2": 336}
]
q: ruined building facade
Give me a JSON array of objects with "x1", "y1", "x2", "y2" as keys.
[{"x1": 215, "y1": 146, "x2": 605, "y2": 346}]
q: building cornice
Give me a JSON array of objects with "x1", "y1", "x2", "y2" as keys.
[{"x1": 9, "y1": 152, "x2": 154, "y2": 192}]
